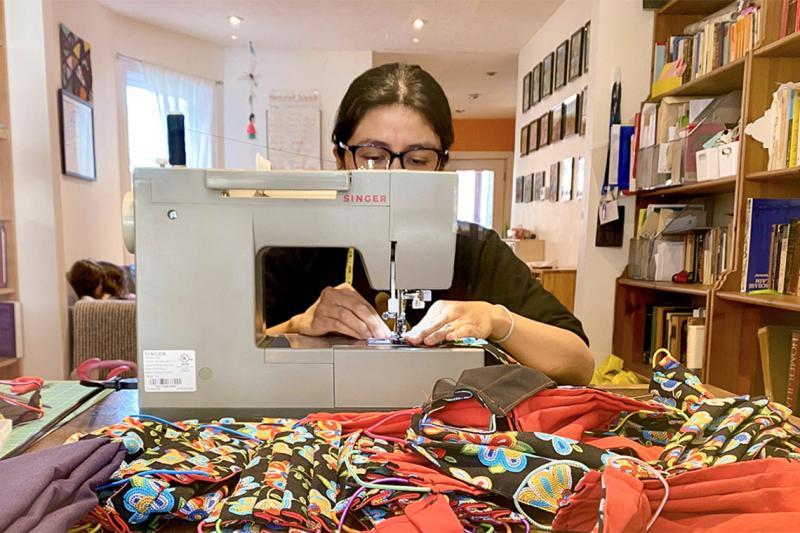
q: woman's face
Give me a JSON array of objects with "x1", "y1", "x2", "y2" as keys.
[{"x1": 335, "y1": 104, "x2": 442, "y2": 170}]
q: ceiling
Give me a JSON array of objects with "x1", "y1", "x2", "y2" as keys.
[{"x1": 99, "y1": 0, "x2": 566, "y2": 117}]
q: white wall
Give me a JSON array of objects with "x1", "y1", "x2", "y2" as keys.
[
  {"x1": 6, "y1": 0, "x2": 69, "y2": 378},
  {"x1": 512, "y1": 0, "x2": 591, "y2": 266},
  {"x1": 223, "y1": 49, "x2": 372, "y2": 170},
  {"x1": 50, "y1": 1, "x2": 225, "y2": 269}
]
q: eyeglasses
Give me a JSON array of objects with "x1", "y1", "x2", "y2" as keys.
[{"x1": 337, "y1": 141, "x2": 447, "y2": 171}]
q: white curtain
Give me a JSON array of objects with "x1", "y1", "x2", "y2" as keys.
[{"x1": 141, "y1": 62, "x2": 214, "y2": 168}]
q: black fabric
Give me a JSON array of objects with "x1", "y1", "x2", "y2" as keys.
[
  {"x1": 262, "y1": 221, "x2": 588, "y2": 345},
  {"x1": 428, "y1": 365, "x2": 556, "y2": 416}
]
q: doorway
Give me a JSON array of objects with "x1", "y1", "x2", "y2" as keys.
[{"x1": 447, "y1": 152, "x2": 512, "y2": 234}]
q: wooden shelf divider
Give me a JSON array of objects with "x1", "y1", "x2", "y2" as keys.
[{"x1": 634, "y1": 176, "x2": 736, "y2": 197}]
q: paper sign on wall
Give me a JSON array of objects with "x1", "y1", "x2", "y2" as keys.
[{"x1": 267, "y1": 92, "x2": 321, "y2": 170}]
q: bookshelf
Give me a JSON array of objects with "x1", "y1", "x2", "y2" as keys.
[
  {"x1": 612, "y1": 0, "x2": 797, "y2": 391},
  {"x1": 0, "y1": 1, "x2": 19, "y2": 380}
]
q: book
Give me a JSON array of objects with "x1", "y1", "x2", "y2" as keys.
[
  {"x1": 741, "y1": 199, "x2": 800, "y2": 292},
  {"x1": 0, "y1": 301, "x2": 21, "y2": 359},
  {"x1": 779, "y1": 222, "x2": 792, "y2": 293},
  {"x1": 788, "y1": 331, "x2": 800, "y2": 412},
  {"x1": 758, "y1": 325, "x2": 795, "y2": 404},
  {"x1": 786, "y1": 220, "x2": 800, "y2": 295},
  {"x1": 667, "y1": 312, "x2": 692, "y2": 363},
  {"x1": 686, "y1": 312, "x2": 706, "y2": 369}
]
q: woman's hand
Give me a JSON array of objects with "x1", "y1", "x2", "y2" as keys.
[
  {"x1": 405, "y1": 300, "x2": 511, "y2": 346},
  {"x1": 289, "y1": 283, "x2": 392, "y2": 340}
]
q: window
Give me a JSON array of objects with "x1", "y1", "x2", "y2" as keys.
[
  {"x1": 121, "y1": 59, "x2": 215, "y2": 173},
  {"x1": 456, "y1": 170, "x2": 495, "y2": 229}
]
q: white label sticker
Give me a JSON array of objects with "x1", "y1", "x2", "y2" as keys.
[{"x1": 143, "y1": 350, "x2": 197, "y2": 392}]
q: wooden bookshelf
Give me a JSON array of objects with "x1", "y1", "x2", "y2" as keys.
[
  {"x1": 0, "y1": 1, "x2": 19, "y2": 380},
  {"x1": 613, "y1": 0, "x2": 792, "y2": 389},
  {"x1": 634, "y1": 175, "x2": 736, "y2": 196}
]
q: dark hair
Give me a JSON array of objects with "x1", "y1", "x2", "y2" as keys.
[
  {"x1": 68, "y1": 259, "x2": 104, "y2": 299},
  {"x1": 332, "y1": 63, "x2": 453, "y2": 168},
  {"x1": 98, "y1": 261, "x2": 128, "y2": 298}
]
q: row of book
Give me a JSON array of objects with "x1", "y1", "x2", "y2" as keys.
[
  {"x1": 781, "y1": 0, "x2": 800, "y2": 39},
  {"x1": 643, "y1": 305, "x2": 705, "y2": 368},
  {"x1": 761, "y1": 84, "x2": 800, "y2": 172},
  {"x1": 683, "y1": 225, "x2": 733, "y2": 285},
  {"x1": 742, "y1": 198, "x2": 800, "y2": 293},
  {"x1": 759, "y1": 325, "x2": 800, "y2": 412},
  {"x1": 652, "y1": 1, "x2": 761, "y2": 86}
]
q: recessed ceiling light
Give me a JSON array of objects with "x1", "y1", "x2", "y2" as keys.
[
  {"x1": 455, "y1": 109, "x2": 465, "y2": 114},
  {"x1": 228, "y1": 15, "x2": 242, "y2": 26},
  {"x1": 412, "y1": 37, "x2": 420, "y2": 43},
  {"x1": 231, "y1": 35, "x2": 239, "y2": 40},
  {"x1": 486, "y1": 71, "x2": 497, "y2": 76},
  {"x1": 413, "y1": 18, "x2": 425, "y2": 30},
  {"x1": 468, "y1": 93, "x2": 480, "y2": 100}
]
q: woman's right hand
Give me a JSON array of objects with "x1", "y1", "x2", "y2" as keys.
[{"x1": 289, "y1": 283, "x2": 392, "y2": 340}]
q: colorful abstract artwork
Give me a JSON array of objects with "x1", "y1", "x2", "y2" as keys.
[{"x1": 60, "y1": 24, "x2": 92, "y2": 102}]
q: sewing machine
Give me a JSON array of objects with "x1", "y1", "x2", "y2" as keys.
[{"x1": 124, "y1": 168, "x2": 485, "y2": 419}]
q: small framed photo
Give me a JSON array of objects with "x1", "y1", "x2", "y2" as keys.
[
  {"x1": 523, "y1": 174, "x2": 533, "y2": 203},
  {"x1": 539, "y1": 112, "x2": 551, "y2": 148},
  {"x1": 529, "y1": 119, "x2": 540, "y2": 153},
  {"x1": 560, "y1": 157, "x2": 574, "y2": 201},
  {"x1": 541, "y1": 53, "x2": 554, "y2": 98},
  {"x1": 548, "y1": 162, "x2": 560, "y2": 202},
  {"x1": 550, "y1": 103, "x2": 563, "y2": 145},
  {"x1": 575, "y1": 156, "x2": 586, "y2": 200},
  {"x1": 515, "y1": 176, "x2": 524, "y2": 203},
  {"x1": 583, "y1": 21, "x2": 591, "y2": 74},
  {"x1": 580, "y1": 86, "x2": 588, "y2": 135},
  {"x1": 569, "y1": 28, "x2": 584, "y2": 81},
  {"x1": 554, "y1": 40, "x2": 569, "y2": 90},
  {"x1": 534, "y1": 171, "x2": 546, "y2": 201},
  {"x1": 531, "y1": 63, "x2": 542, "y2": 105},
  {"x1": 520, "y1": 124, "x2": 530, "y2": 156},
  {"x1": 522, "y1": 71, "x2": 531, "y2": 112},
  {"x1": 563, "y1": 94, "x2": 579, "y2": 137},
  {"x1": 58, "y1": 89, "x2": 96, "y2": 180}
]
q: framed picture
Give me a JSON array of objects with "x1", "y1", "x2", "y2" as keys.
[
  {"x1": 520, "y1": 124, "x2": 530, "y2": 156},
  {"x1": 529, "y1": 119, "x2": 540, "y2": 153},
  {"x1": 531, "y1": 63, "x2": 542, "y2": 105},
  {"x1": 548, "y1": 162, "x2": 560, "y2": 202},
  {"x1": 575, "y1": 156, "x2": 586, "y2": 200},
  {"x1": 541, "y1": 53, "x2": 554, "y2": 98},
  {"x1": 580, "y1": 86, "x2": 588, "y2": 135},
  {"x1": 536, "y1": 171, "x2": 547, "y2": 201},
  {"x1": 563, "y1": 94, "x2": 579, "y2": 137},
  {"x1": 539, "y1": 112, "x2": 551, "y2": 148},
  {"x1": 560, "y1": 157, "x2": 574, "y2": 201},
  {"x1": 554, "y1": 40, "x2": 569, "y2": 90},
  {"x1": 583, "y1": 21, "x2": 591, "y2": 74},
  {"x1": 523, "y1": 174, "x2": 533, "y2": 203},
  {"x1": 58, "y1": 89, "x2": 96, "y2": 181},
  {"x1": 515, "y1": 176, "x2": 524, "y2": 203},
  {"x1": 550, "y1": 103, "x2": 563, "y2": 145},
  {"x1": 569, "y1": 28, "x2": 584, "y2": 81},
  {"x1": 522, "y1": 71, "x2": 531, "y2": 112}
]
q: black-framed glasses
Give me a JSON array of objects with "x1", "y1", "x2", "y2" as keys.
[{"x1": 337, "y1": 141, "x2": 447, "y2": 171}]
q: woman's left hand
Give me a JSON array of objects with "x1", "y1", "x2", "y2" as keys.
[{"x1": 404, "y1": 300, "x2": 511, "y2": 346}]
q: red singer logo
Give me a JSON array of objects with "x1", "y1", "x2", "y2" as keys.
[{"x1": 342, "y1": 194, "x2": 387, "y2": 204}]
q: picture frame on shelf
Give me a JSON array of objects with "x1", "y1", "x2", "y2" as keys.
[
  {"x1": 550, "y1": 103, "x2": 563, "y2": 145},
  {"x1": 575, "y1": 156, "x2": 586, "y2": 200},
  {"x1": 534, "y1": 171, "x2": 546, "y2": 201},
  {"x1": 529, "y1": 119, "x2": 540, "y2": 153},
  {"x1": 560, "y1": 157, "x2": 574, "y2": 201},
  {"x1": 541, "y1": 53, "x2": 554, "y2": 98},
  {"x1": 583, "y1": 21, "x2": 590, "y2": 74},
  {"x1": 539, "y1": 112, "x2": 551, "y2": 148},
  {"x1": 57, "y1": 88, "x2": 96, "y2": 181},
  {"x1": 548, "y1": 162, "x2": 560, "y2": 202},
  {"x1": 531, "y1": 63, "x2": 542, "y2": 105},
  {"x1": 522, "y1": 71, "x2": 531, "y2": 112},
  {"x1": 520, "y1": 124, "x2": 530, "y2": 156},
  {"x1": 569, "y1": 28, "x2": 584, "y2": 81},
  {"x1": 554, "y1": 40, "x2": 569, "y2": 90},
  {"x1": 523, "y1": 174, "x2": 533, "y2": 203},
  {"x1": 563, "y1": 94, "x2": 579, "y2": 137}
]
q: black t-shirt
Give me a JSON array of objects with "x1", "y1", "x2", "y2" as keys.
[{"x1": 262, "y1": 221, "x2": 588, "y2": 346}]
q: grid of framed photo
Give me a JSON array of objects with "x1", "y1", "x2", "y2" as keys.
[
  {"x1": 519, "y1": 21, "x2": 589, "y2": 116},
  {"x1": 523, "y1": 156, "x2": 583, "y2": 204}
]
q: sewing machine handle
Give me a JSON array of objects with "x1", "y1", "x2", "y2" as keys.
[{"x1": 206, "y1": 170, "x2": 351, "y2": 191}]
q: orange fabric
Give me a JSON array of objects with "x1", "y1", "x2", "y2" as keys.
[
  {"x1": 371, "y1": 494, "x2": 462, "y2": 532},
  {"x1": 303, "y1": 410, "x2": 418, "y2": 438},
  {"x1": 583, "y1": 435, "x2": 665, "y2": 463}
]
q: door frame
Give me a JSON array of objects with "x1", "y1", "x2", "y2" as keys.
[{"x1": 446, "y1": 151, "x2": 513, "y2": 234}]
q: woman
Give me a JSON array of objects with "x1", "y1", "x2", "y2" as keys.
[{"x1": 264, "y1": 63, "x2": 593, "y2": 385}]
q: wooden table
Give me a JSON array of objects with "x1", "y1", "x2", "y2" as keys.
[{"x1": 530, "y1": 267, "x2": 577, "y2": 312}]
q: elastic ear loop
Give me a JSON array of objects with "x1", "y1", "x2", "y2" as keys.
[
  {"x1": 95, "y1": 469, "x2": 212, "y2": 492},
  {"x1": 511, "y1": 459, "x2": 590, "y2": 531},
  {"x1": 605, "y1": 456, "x2": 670, "y2": 531},
  {"x1": 342, "y1": 448, "x2": 431, "y2": 494},
  {"x1": 336, "y1": 476, "x2": 414, "y2": 533},
  {"x1": 363, "y1": 409, "x2": 417, "y2": 446}
]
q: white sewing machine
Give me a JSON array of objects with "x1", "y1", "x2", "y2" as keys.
[{"x1": 124, "y1": 168, "x2": 485, "y2": 419}]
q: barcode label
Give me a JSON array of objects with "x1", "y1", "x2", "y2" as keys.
[{"x1": 143, "y1": 350, "x2": 197, "y2": 392}]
